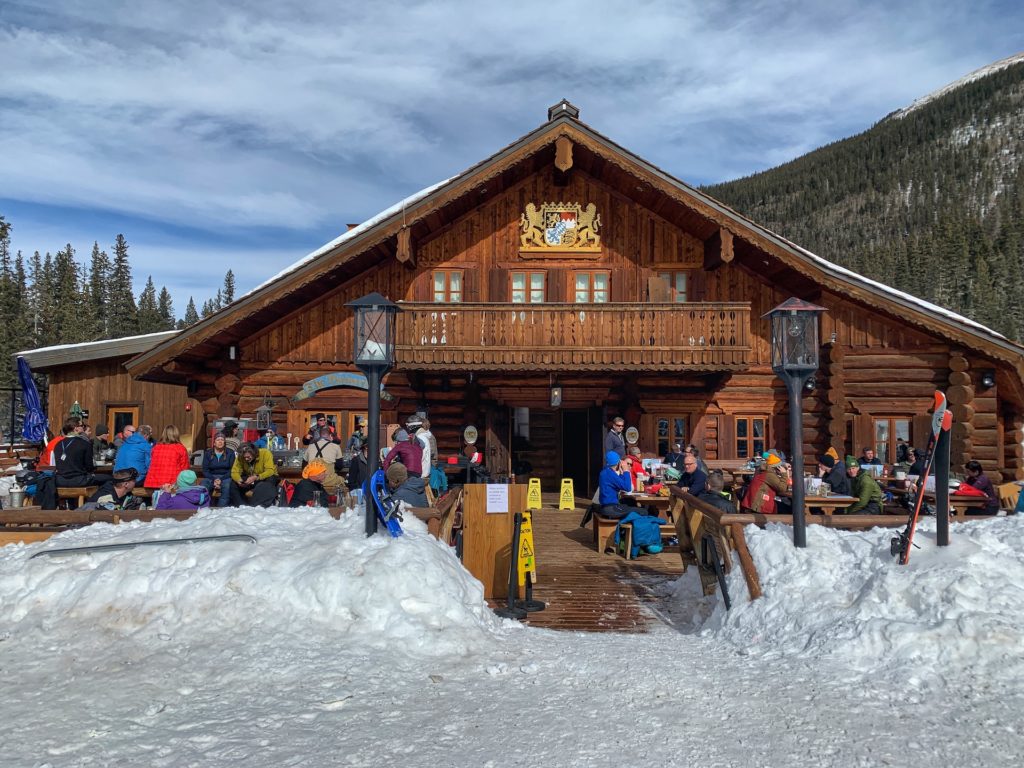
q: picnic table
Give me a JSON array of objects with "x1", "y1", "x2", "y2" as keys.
[{"x1": 806, "y1": 494, "x2": 859, "y2": 515}]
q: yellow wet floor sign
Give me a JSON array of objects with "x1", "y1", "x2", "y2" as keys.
[
  {"x1": 558, "y1": 478, "x2": 575, "y2": 509},
  {"x1": 527, "y1": 478, "x2": 542, "y2": 510},
  {"x1": 517, "y1": 511, "x2": 537, "y2": 586}
]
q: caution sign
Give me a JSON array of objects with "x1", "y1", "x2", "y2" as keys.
[
  {"x1": 517, "y1": 511, "x2": 537, "y2": 586},
  {"x1": 526, "y1": 478, "x2": 542, "y2": 510},
  {"x1": 558, "y1": 478, "x2": 575, "y2": 510}
]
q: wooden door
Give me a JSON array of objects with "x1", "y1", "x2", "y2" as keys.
[
  {"x1": 486, "y1": 406, "x2": 511, "y2": 480},
  {"x1": 107, "y1": 405, "x2": 139, "y2": 439}
]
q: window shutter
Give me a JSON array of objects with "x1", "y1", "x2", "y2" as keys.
[
  {"x1": 648, "y1": 275, "x2": 670, "y2": 302},
  {"x1": 487, "y1": 268, "x2": 506, "y2": 302},
  {"x1": 610, "y1": 270, "x2": 626, "y2": 302},
  {"x1": 462, "y1": 268, "x2": 478, "y2": 302},
  {"x1": 413, "y1": 271, "x2": 431, "y2": 301}
]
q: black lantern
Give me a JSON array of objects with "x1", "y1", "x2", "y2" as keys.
[
  {"x1": 255, "y1": 392, "x2": 275, "y2": 432},
  {"x1": 765, "y1": 298, "x2": 826, "y2": 548},
  {"x1": 346, "y1": 292, "x2": 402, "y2": 536}
]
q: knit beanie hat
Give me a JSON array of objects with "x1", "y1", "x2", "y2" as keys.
[
  {"x1": 606, "y1": 451, "x2": 622, "y2": 467},
  {"x1": 819, "y1": 454, "x2": 835, "y2": 468},
  {"x1": 844, "y1": 455, "x2": 860, "y2": 469},
  {"x1": 303, "y1": 458, "x2": 327, "y2": 479},
  {"x1": 386, "y1": 462, "x2": 409, "y2": 487},
  {"x1": 396, "y1": 429, "x2": 410, "y2": 442},
  {"x1": 176, "y1": 470, "x2": 198, "y2": 489},
  {"x1": 825, "y1": 446, "x2": 840, "y2": 461},
  {"x1": 766, "y1": 453, "x2": 782, "y2": 467},
  {"x1": 95, "y1": 424, "x2": 110, "y2": 437}
]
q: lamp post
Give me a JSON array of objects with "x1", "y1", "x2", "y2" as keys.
[
  {"x1": 765, "y1": 298, "x2": 826, "y2": 548},
  {"x1": 346, "y1": 292, "x2": 402, "y2": 536}
]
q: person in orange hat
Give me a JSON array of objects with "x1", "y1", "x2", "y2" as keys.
[{"x1": 742, "y1": 451, "x2": 791, "y2": 514}]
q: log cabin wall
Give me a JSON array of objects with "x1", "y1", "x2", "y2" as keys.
[
  {"x1": 45, "y1": 359, "x2": 204, "y2": 449},
  {"x1": 213, "y1": 165, "x2": 1023, "y2": 481}
]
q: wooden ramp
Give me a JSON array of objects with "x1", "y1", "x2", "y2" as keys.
[{"x1": 513, "y1": 500, "x2": 684, "y2": 633}]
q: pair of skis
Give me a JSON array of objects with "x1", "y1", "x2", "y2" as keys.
[{"x1": 890, "y1": 391, "x2": 951, "y2": 565}]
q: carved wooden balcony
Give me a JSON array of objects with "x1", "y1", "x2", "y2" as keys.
[{"x1": 395, "y1": 302, "x2": 752, "y2": 371}]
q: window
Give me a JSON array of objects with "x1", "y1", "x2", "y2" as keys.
[
  {"x1": 873, "y1": 417, "x2": 910, "y2": 464},
  {"x1": 573, "y1": 271, "x2": 609, "y2": 303},
  {"x1": 654, "y1": 415, "x2": 688, "y2": 458},
  {"x1": 432, "y1": 270, "x2": 463, "y2": 302},
  {"x1": 511, "y1": 271, "x2": 545, "y2": 303},
  {"x1": 736, "y1": 416, "x2": 768, "y2": 459},
  {"x1": 107, "y1": 406, "x2": 140, "y2": 440},
  {"x1": 657, "y1": 271, "x2": 689, "y2": 302}
]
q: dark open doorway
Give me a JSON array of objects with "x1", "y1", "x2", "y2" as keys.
[{"x1": 562, "y1": 409, "x2": 595, "y2": 496}]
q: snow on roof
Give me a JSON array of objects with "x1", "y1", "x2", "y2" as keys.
[
  {"x1": 15, "y1": 330, "x2": 180, "y2": 360},
  {"x1": 240, "y1": 176, "x2": 459, "y2": 301},
  {"x1": 891, "y1": 52, "x2": 1024, "y2": 120}
]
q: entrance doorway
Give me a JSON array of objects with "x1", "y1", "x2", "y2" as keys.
[{"x1": 561, "y1": 407, "x2": 604, "y2": 496}]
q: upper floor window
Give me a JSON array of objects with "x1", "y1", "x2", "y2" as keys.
[
  {"x1": 432, "y1": 270, "x2": 463, "y2": 302},
  {"x1": 736, "y1": 416, "x2": 768, "y2": 460},
  {"x1": 573, "y1": 271, "x2": 609, "y2": 303},
  {"x1": 657, "y1": 271, "x2": 689, "y2": 302},
  {"x1": 511, "y1": 271, "x2": 545, "y2": 303}
]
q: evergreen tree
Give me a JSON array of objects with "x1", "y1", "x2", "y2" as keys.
[
  {"x1": 108, "y1": 234, "x2": 138, "y2": 337},
  {"x1": 27, "y1": 251, "x2": 47, "y2": 346},
  {"x1": 51, "y1": 244, "x2": 83, "y2": 344},
  {"x1": 157, "y1": 286, "x2": 175, "y2": 329},
  {"x1": 87, "y1": 241, "x2": 111, "y2": 337},
  {"x1": 0, "y1": 219, "x2": 17, "y2": 385},
  {"x1": 222, "y1": 269, "x2": 235, "y2": 305},
  {"x1": 183, "y1": 297, "x2": 200, "y2": 326},
  {"x1": 137, "y1": 276, "x2": 162, "y2": 333}
]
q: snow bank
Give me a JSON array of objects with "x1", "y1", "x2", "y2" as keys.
[
  {"x1": 0, "y1": 507, "x2": 505, "y2": 657},
  {"x1": 699, "y1": 517, "x2": 1024, "y2": 678}
]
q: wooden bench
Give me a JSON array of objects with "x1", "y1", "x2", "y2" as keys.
[
  {"x1": 56, "y1": 486, "x2": 98, "y2": 509},
  {"x1": 670, "y1": 486, "x2": 918, "y2": 603}
]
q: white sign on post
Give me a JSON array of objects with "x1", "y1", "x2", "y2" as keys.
[{"x1": 486, "y1": 484, "x2": 509, "y2": 514}]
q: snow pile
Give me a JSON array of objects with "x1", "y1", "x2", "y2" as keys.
[
  {"x1": 0, "y1": 506, "x2": 505, "y2": 657},
  {"x1": 700, "y1": 517, "x2": 1024, "y2": 678}
]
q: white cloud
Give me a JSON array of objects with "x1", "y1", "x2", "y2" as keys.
[{"x1": 1, "y1": 0, "x2": 1022, "y2": 300}]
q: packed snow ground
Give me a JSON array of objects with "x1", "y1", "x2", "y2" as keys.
[{"x1": 1, "y1": 508, "x2": 1022, "y2": 767}]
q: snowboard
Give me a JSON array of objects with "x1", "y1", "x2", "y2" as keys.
[
  {"x1": 890, "y1": 390, "x2": 951, "y2": 564},
  {"x1": 368, "y1": 469, "x2": 404, "y2": 538}
]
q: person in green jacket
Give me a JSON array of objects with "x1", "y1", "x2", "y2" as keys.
[
  {"x1": 230, "y1": 443, "x2": 280, "y2": 507},
  {"x1": 845, "y1": 455, "x2": 883, "y2": 514}
]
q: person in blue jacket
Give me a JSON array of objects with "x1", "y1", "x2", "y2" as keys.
[
  {"x1": 113, "y1": 424, "x2": 153, "y2": 484},
  {"x1": 599, "y1": 450, "x2": 635, "y2": 519}
]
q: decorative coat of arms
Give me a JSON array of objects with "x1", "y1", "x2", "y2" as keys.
[{"x1": 520, "y1": 202, "x2": 601, "y2": 252}]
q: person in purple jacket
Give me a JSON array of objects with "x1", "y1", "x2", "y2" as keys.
[
  {"x1": 155, "y1": 469, "x2": 211, "y2": 511},
  {"x1": 963, "y1": 460, "x2": 1000, "y2": 514}
]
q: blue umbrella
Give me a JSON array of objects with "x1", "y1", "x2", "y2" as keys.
[{"x1": 17, "y1": 356, "x2": 48, "y2": 443}]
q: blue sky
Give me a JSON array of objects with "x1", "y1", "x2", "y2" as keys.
[{"x1": 1, "y1": 0, "x2": 1022, "y2": 311}]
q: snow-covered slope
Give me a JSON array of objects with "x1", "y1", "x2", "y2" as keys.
[{"x1": 892, "y1": 51, "x2": 1024, "y2": 119}]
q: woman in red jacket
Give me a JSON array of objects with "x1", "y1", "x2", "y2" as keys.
[{"x1": 145, "y1": 424, "x2": 191, "y2": 489}]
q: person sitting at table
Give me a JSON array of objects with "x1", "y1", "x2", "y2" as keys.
[
  {"x1": 962, "y1": 460, "x2": 1000, "y2": 514},
  {"x1": 598, "y1": 451, "x2": 636, "y2": 519},
  {"x1": 845, "y1": 456, "x2": 883, "y2": 514},
  {"x1": 697, "y1": 471, "x2": 735, "y2": 513},
  {"x1": 859, "y1": 447, "x2": 883, "y2": 466},
  {"x1": 384, "y1": 461, "x2": 428, "y2": 508},
  {"x1": 155, "y1": 469, "x2": 211, "y2": 511},
  {"x1": 818, "y1": 453, "x2": 851, "y2": 497},
  {"x1": 676, "y1": 453, "x2": 707, "y2": 496},
  {"x1": 290, "y1": 458, "x2": 331, "y2": 507},
  {"x1": 686, "y1": 444, "x2": 710, "y2": 475},
  {"x1": 92, "y1": 424, "x2": 112, "y2": 459},
  {"x1": 54, "y1": 417, "x2": 113, "y2": 488},
  {"x1": 43, "y1": 420, "x2": 75, "y2": 466},
  {"x1": 741, "y1": 453, "x2": 790, "y2": 514},
  {"x1": 113, "y1": 424, "x2": 152, "y2": 484},
  {"x1": 625, "y1": 446, "x2": 645, "y2": 489},
  {"x1": 201, "y1": 432, "x2": 235, "y2": 508},
  {"x1": 87, "y1": 467, "x2": 143, "y2": 510},
  {"x1": 663, "y1": 443, "x2": 685, "y2": 473},
  {"x1": 909, "y1": 448, "x2": 927, "y2": 477},
  {"x1": 230, "y1": 443, "x2": 280, "y2": 507},
  {"x1": 144, "y1": 425, "x2": 190, "y2": 490}
]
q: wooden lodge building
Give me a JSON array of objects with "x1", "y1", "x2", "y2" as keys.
[{"x1": 22, "y1": 102, "x2": 1024, "y2": 491}]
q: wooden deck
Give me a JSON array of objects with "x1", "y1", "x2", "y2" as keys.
[{"x1": 511, "y1": 501, "x2": 684, "y2": 633}]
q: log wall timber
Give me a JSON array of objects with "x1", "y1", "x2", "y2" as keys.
[{"x1": 46, "y1": 359, "x2": 203, "y2": 447}]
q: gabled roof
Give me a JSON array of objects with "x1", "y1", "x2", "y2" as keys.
[
  {"x1": 125, "y1": 105, "x2": 1024, "y2": 385},
  {"x1": 17, "y1": 331, "x2": 181, "y2": 372}
]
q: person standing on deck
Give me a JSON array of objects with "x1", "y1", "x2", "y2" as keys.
[{"x1": 604, "y1": 417, "x2": 626, "y2": 460}]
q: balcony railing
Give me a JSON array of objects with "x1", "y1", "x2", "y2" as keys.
[{"x1": 395, "y1": 302, "x2": 751, "y2": 371}]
